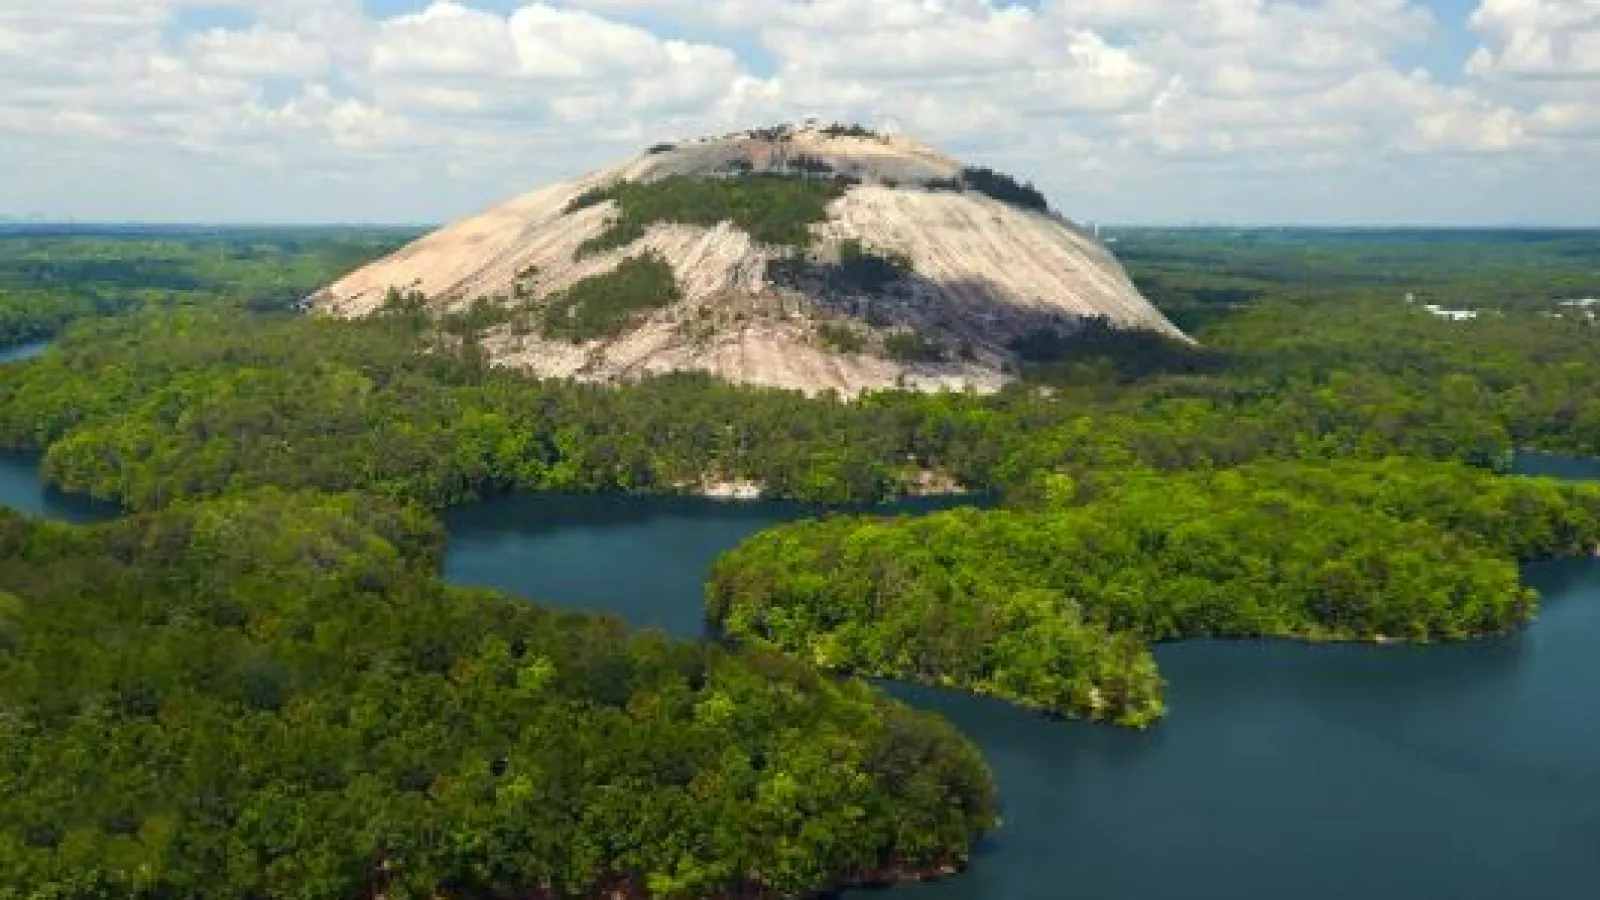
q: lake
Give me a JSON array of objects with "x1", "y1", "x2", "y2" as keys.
[
  {"x1": 2, "y1": 452, "x2": 1597, "y2": 899},
  {"x1": 0, "y1": 450, "x2": 114, "y2": 524},
  {"x1": 0, "y1": 340, "x2": 50, "y2": 365},
  {"x1": 442, "y1": 484, "x2": 1600, "y2": 900}
]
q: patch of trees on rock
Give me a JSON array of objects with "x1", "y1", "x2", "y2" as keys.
[
  {"x1": 925, "y1": 166, "x2": 1051, "y2": 213},
  {"x1": 568, "y1": 176, "x2": 848, "y2": 256},
  {"x1": 536, "y1": 253, "x2": 683, "y2": 342}
]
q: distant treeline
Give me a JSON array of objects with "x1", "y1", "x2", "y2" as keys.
[{"x1": 0, "y1": 230, "x2": 412, "y2": 347}]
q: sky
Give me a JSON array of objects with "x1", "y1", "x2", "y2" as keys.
[{"x1": 3, "y1": 0, "x2": 1599, "y2": 226}]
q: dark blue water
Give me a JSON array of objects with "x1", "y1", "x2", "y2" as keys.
[
  {"x1": 884, "y1": 580, "x2": 1599, "y2": 900},
  {"x1": 0, "y1": 342, "x2": 110, "y2": 522},
  {"x1": 1513, "y1": 451, "x2": 1600, "y2": 481},
  {"x1": 0, "y1": 341, "x2": 50, "y2": 364},
  {"x1": 0, "y1": 451, "x2": 114, "y2": 523},
  {"x1": 440, "y1": 466, "x2": 1600, "y2": 900},
  {"x1": 3, "y1": 448, "x2": 1598, "y2": 899},
  {"x1": 442, "y1": 492, "x2": 979, "y2": 633}
]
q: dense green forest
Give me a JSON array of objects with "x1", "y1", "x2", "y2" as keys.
[
  {"x1": 708, "y1": 459, "x2": 1600, "y2": 725},
  {"x1": 0, "y1": 227, "x2": 413, "y2": 347},
  {"x1": 1113, "y1": 227, "x2": 1600, "y2": 332},
  {"x1": 0, "y1": 311, "x2": 946, "y2": 508},
  {"x1": 5, "y1": 226, "x2": 1600, "y2": 893},
  {"x1": 5, "y1": 229, "x2": 1600, "y2": 531},
  {"x1": 9, "y1": 277, "x2": 1600, "y2": 510},
  {"x1": 0, "y1": 491, "x2": 995, "y2": 898}
]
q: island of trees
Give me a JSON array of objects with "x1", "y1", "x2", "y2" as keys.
[{"x1": 708, "y1": 459, "x2": 1600, "y2": 725}]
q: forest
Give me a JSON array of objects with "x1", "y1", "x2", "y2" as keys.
[
  {"x1": 9, "y1": 274, "x2": 1600, "y2": 510},
  {"x1": 708, "y1": 459, "x2": 1600, "y2": 725},
  {"x1": 0, "y1": 227, "x2": 413, "y2": 346},
  {"x1": 0, "y1": 491, "x2": 995, "y2": 898},
  {"x1": 4, "y1": 225, "x2": 1600, "y2": 894}
]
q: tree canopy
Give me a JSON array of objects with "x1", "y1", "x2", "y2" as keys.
[
  {"x1": 4, "y1": 224, "x2": 1600, "y2": 892},
  {"x1": 570, "y1": 176, "x2": 848, "y2": 257},
  {"x1": 708, "y1": 459, "x2": 1600, "y2": 726},
  {"x1": 0, "y1": 491, "x2": 995, "y2": 898}
]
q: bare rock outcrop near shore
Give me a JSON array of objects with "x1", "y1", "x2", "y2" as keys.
[{"x1": 313, "y1": 124, "x2": 1188, "y2": 396}]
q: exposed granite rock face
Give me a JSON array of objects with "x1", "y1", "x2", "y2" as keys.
[{"x1": 313, "y1": 125, "x2": 1188, "y2": 397}]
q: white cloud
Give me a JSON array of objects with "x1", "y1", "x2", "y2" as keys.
[
  {"x1": 1465, "y1": 0, "x2": 1600, "y2": 150},
  {"x1": 1528, "y1": 100, "x2": 1600, "y2": 136},
  {"x1": 1468, "y1": 0, "x2": 1600, "y2": 79},
  {"x1": 189, "y1": 26, "x2": 332, "y2": 78},
  {"x1": 0, "y1": 0, "x2": 1595, "y2": 223},
  {"x1": 507, "y1": 4, "x2": 687, "y2": 79},
  {"x1": 373, "y1": 3, "x2": 519, "y2": 78}
]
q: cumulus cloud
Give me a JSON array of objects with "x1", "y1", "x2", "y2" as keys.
[
  {"x1": 188, "y1": 26, "x2": 332, "y2": 79},
  {"x1": 1464, "y1": 0, "x2": 1600, "y2": 148},
  {"x1": 1467, "y1": 0, "x2": 1600, "y2": 79},
  {"x1": 0, "y1": 0, "x2": 1595, "y2": 223},
  {"x1": 373, "y1": 3, "x2": 519, "y2": 78}
]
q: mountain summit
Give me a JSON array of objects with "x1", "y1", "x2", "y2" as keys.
[{"x1": 313, "y1": 123, "x2": 1189, "y2": 395}]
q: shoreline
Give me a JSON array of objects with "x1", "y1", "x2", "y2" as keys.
[{"x1": 693, "y1": 470, "x2": 972, "y2": 503}]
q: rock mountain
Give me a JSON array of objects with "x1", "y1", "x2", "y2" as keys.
[{"x1": 313, "y1": 124, "x2": 1188, "y2": 396}]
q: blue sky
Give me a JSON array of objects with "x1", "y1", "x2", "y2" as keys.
[{"x1": 4, "y1": 1, "x2": 1598, "y2": 225}]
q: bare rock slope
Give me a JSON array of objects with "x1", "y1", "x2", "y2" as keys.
[{"x1": 314, "y1": 124, "x2": 1188, "y2": 396}]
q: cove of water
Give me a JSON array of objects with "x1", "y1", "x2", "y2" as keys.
[
  {"x1": 440, "y1": 486, "x2": 1600, "y2": 900},
  {"x1": 441, "y1": 492, "x2": 978, "y2": 634},
  {"x1": 1, "y1": 450, "x2": 1597, "y2": 899},
  {"x1": 0, "y1": 451, "x2": 114, "y2": 523},
  {"x1": 0, "y1": 340, "x2": 51, "y2": 365},
  {"x1": 0, "y1": 343, "x2": 118, "y2": 522},
  {"x1": 1512, "y1": 451, "x2": 1600, "y2": 482}
]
